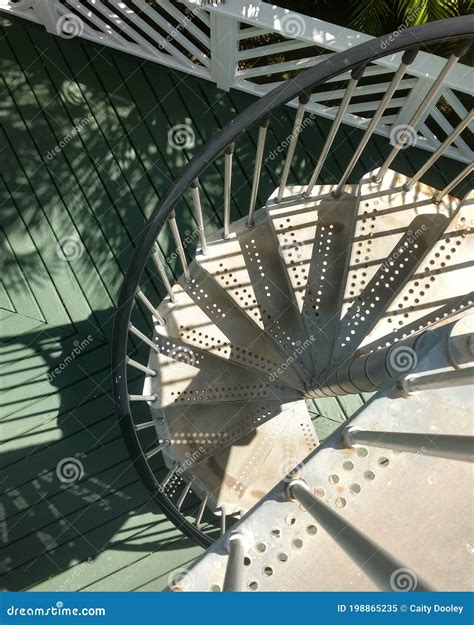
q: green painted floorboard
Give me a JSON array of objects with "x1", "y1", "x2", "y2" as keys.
[{"x1": 0, "y1": 14, "x2": 465, "y2": 592}]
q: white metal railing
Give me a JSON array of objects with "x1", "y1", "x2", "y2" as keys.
[{"x1": 1, "y1": 0, "x2": 472, "y2": 163}]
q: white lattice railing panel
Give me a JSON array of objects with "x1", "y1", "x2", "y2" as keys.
[{"x1": 1, "y1": 0, "x2": 472, "y2": 163}]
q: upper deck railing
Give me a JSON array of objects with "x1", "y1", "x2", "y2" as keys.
[{"x1": 1, "y1": 0, "x2": 473, "y2": 163}]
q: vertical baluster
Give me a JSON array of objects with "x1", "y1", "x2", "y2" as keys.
[
  {"x1": 128, "y1": 393, "x2": 157, "y2": 402},
  {"x1": 223, "y1": 533, "x2": 246, "y2": 592},
  {"x1": 161, "y1": 461, "x2": 180, "y2": 489},
  {"x1": 136, "y1": 287, "x2": 165, "y2": 325},
  {"x1": 223, "y1": 143, "x2": 234, "y2": 239},
  {"x1": 404, "y1": 111, "x2": 474, "y2": 190},
  {"x1": 277, "y1": 93, "x2": 310, "y2": 202},
  {"x1": 126, "y1": 356, "x2": 157, "y2": 377},
  {"x1": 247, "y1": 115, "x2": 269, "y2": 227},
  {"x1": 168, "y1": 211, "x2": 191, "y2": 281},
  {"x1": 287, "y1": 479, "x2": 431, "y2": 591},
  {"x1": 433, "y1": 162, "x2": 474, "y2": 203},
  {"x1": 334, "y1": 51, "x2": 418, "y2": 196},
  {"x1": 176, "y1": 477, "x2": 194, "y2": 510},
  {"x1": 129, "y1": 322, "x2": 159, "y2": 352},
  {"x1": 151, "y1": 243, "x2": 175, "y2": 303},
  {"x1": 306, "y1": 65, "x2": 366, "y2": 197},
  {"x1": 195, "y1": 492, "x2": 209, "y2": 527},
  {"x1": 144, "y1": 440, "x2": 169, "y2": 460},
  {"x1": 376, "y1": 39, "x2": 471, "y2": 182},
  {"x1": 190, "y1": 179, "x2": 208, "y2": 255}
]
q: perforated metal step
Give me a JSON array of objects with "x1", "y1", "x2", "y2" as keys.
[
  {"x1": 178, "y1": 338, "x2": 473, "y2": 591},
  {"x1": 143, "y1": 336, "x2": 301, "y2": 408},
  {"x1": 331, "y1": 169, "x2": 460, "y2": 362},
  {"x1": 147, "y1": 399, "x2": 317, "y2": 516},
  {"x1": 196, "y1": 209, "x2": 314, "y2": 382},
  {"x1": 155, "y1": 263, "x2": 305, "y2": 391},
  {"x1": 360, "y1": 192, "x2": 474, "y2": 349},
  {"x1": 266, "y1": 185, "x2": 358, "y2": 376}
]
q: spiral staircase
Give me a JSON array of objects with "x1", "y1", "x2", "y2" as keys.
[{"x1": 112, "y1": 18, "x2": 474, "y2": 592}]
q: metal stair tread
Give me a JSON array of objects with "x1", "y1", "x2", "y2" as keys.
[
  {"x1": 360, "y1": 191, "x2": 474, "y2": 348},
  {"x1": 157, "y1": 399, "x2": 318, "y2": 516},
  {"x1": 196, "y1": 208, "x2": 314, "y2": 381},
  {"x1": 155, "y1": 263, "x2": 306, "y2": 391},
  {"x1": 143, "y1": 335, "x2": 301, "y2": 408},
  {"x1": 266, "y1": 184, "x2": 358, "y2": 375},
  {"x1": 181, "y1": 360, "x2": 473, "y2": 591}
]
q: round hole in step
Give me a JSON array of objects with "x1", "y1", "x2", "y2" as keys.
[
  {"x1": 263, "y1": 566, "x2": 274, "y2": 577},
  {"x1": 335, "y1": 497, "x2": 346, "y2": 508},
  {"x1": 357, "y1": 448, "x2": 368, "y2": 458},
  {"x1": 244, "y1": 557, "x2": 251, "y2": 567},
  {"x1": 350, "y1": 483, "x2": 361, "y2": 495},
  {"x1": 292, "y1": 538, "x2": 303, "y2": 549},
  {"x1": 314, "y1": 487, "x2": 325, "y2": 498},
  {"x1": 364, "y1": 470, "x2": 375, "y2": 481},
  {"x1": 378, "y1": 456, "x2": 389, "y2": 467},
  {"x1": 210, "y1": 584, "x2": 221, "y2": 592},
  {"x1": 270, "y1": 528, "x2": 281, "y2": 539},
  {"x1": 277, "y1": 552, "x2": 288, "y2": 563},
  {"x1": 248, "y1": 581, "x2": 258, "y2": 591},
  {"x1": 328, "y1": 474, "x2": 339, "y2": 485},
  {"x1": 285, "y1": 514, "x2": 297, "y2": 526},
  {"x1": 343, "y1": 461, "x2": 354, "y2": 471},
  {"x1": 256, "y1": 542, "x2": 267, "y2": 553},
  {"x1": 306, "y1": 524, "x2": 317, "y2": 535}
]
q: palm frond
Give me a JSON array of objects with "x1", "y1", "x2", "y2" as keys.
[{"x1": 349, "y1": 0, "x2": 391, "y2": 36}]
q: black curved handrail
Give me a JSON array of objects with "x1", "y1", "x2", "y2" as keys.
[{"x1": 112, "y1": 17, "x2": 474, "y2": 547}]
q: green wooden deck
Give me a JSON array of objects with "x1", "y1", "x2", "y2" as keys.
[{"x1": 0, "y1": 14, "x2": 463, "y2": 592}]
